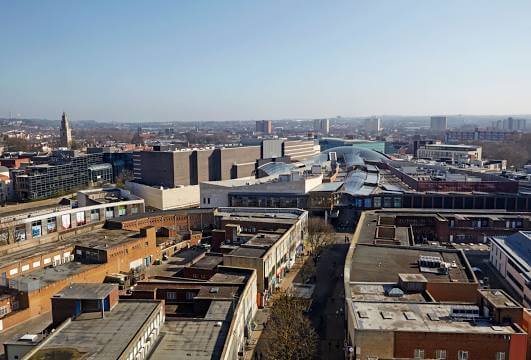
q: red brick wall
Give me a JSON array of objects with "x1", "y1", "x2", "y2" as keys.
[
  {"x1": 181, "y1": 267, "x2": 215, "y2": 280},
  {"x1": 0, "y1": 227, "x2": 159, "y2": 333},
  {"x1": 395, "y1": 331, "x2": 512, "y2": 359},
  {"x1": 426, "y1": 282, "x2": 479, "y2": 303},
  {"x1": 108, "y1": 286, "x2": 119, "y2": 309}
]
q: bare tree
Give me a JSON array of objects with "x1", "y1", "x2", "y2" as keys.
[
  {"x1": 115, "y1": 169, "x2": 134, "y2": 189},
  {"x1": 298, "y1": 260, "x2": 316, "y2": 284},
  {"x1": 262, "y1": 291, "x2": 318, "y2": 360},
  {"x1": 307, "y1": 217, "x2": 334, "y2": 260}
]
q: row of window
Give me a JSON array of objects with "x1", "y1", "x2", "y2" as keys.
[
  {"x1": 413, "y1": 349, "x2": 505, "y2": 360},
  {"x1": 9, "y1": 206, "x2": 136, "y2": 242},
  {"x1": 4, "y1": 252, "x2": 72, "y2": 277}
]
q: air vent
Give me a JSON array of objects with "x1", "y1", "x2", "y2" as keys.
[
  {"x1": 427, "y1": 312, "x2": 439, "y2": 321},
  {"x1": 404, "y1": 311, "x2": 417, "y2": 320},
  {"x1": 380, "y1": 311, "x2": 393, "y2": 320}
]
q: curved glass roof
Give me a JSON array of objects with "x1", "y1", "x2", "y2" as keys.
[
  {"x1": 256, "y1": 162, "x2": 297, "y2": 177},
  {"x1": 257, "y1": 146, "x2": 388, "y2": 177},
  {"x1": 318, "y1": 146, "x2": 388, "y2": 167}
]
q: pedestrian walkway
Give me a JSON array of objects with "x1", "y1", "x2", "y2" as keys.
[{"x1": 244, "y1": 253, "x2": 309, "y2": 360}]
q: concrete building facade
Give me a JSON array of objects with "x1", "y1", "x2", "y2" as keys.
[
  {"x1": 217, "y1": 207, "x2": 308, "y2": 307},
  {"x1": 490, "y1": 232, "x2": 531, "y2": 308},
  {"x1": 430, "y1": 116, "x2": 448, "y2": 131}
]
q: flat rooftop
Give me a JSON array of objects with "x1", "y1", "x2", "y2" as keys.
[
  {"x1": 33, "y1": 300, "x2": 160, "y2": 360},
  {"x1": 479, "y1": 289, "x2": 520, "y2": 308},
  {"x1": 228, "y1": 247, "x2": 267, "y2": 258},
  {"x1": 12, "y1": 262, "x2": 99, "y2": 292},
  {"x1": 208, "y1": 272, "x2": 247, "y2": 284},
  {"x1": 215, "y1": 207, "x2": 305, "y2": 220},
  {"x1": 0, "y1": 239, "x2": 75, "y2": 269},
  {"x1": 357, "y1": 212, "x2": 412, "y2": 246},
  {"x1": 190, "y1": 255, "x2": 223, "y2": 270},
  {"x1": 0, "y1": 202, "x2": 70, "y2": 221},
  {"x1": 53, "y1": 283, "x2": 117, "y2": 300},
  {"x1": 0, "y1": 227, "x2": 140, "y2": 269},
  {"x1": 219, "y1": 215, "x2": 298, "y2": 226},
  {"x1": 106, "y1": 208, "x2": 211, "y2": 224},
  {"x1": 68, "y1": 228, "x2": 140, "y2": 250},
  {"x1": 352, "y1": 302, "x2": 519, "y2": 334},
  {"x1": 350, "y1": 283, "x2": 430, "y2": 303},
  {"x1": 195, "y1": 286, "x2": 239, "y2": 301},
  {"x1": 149, "y1": 301, "x2": 231, "y2": 360},
  {"x1": 349, "y1": 244, "x2": 475, "y2": 284},
  {"x1": 244, "y1": 232, "x2": 282, "y2": 247}
]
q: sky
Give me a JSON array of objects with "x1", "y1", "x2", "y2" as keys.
[{"x1": 1, "y1": 0, "x2": 531, "y2": 122}]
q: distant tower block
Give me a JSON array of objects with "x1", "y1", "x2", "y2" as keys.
[{"x1": 60, "y1": 112, "x2": 73, "y2": 148}]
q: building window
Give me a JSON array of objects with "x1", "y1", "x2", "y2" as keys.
[
  {"x1": 393, "y1": 197, "x2": 401, "y2": 208},
  {"x1": 76, "y1": 211, "x2": 86, "y2": 226},
  {"x1": 458, "y1": 350, "x2": 469, "y2": 360},
  {"x1": 105, "y1": 207, "x2": 114, "y2": 219},
  {"x1": 414, "y1": 349, "x2": 425, "y2": 359},
  {"x1": 207, "y1": 198, "x2": 210, "y2": 204},
  {"x1": 90, "y1": 209, "x2": 100, "y2": 221},
  {"x1": 31, "y1": 220, "x2": 42, "y2": 238},
  {"x1": 166, "y1": 292, "x2": 176, "y2": 300},
  {"x1": 118, "y1": 206, "x2": 126, "y2": 216},
  {"x1": 47, "y1": 217, "x2": 57, "y2": 233},
  {"x1": 61, "y1": 214, "x2": 71, "y2": 230},
  {"x1": 496, "y1": 352, "x2": 506, "y2": 360},
  {"x1": 14, "y1": 226, "x2": 26, "y2": 242},
  {"x1": 435, "y1": 349, "x2": 446, "y2": 359}
]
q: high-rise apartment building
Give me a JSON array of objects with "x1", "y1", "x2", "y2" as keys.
[
  {"x1": 313, "y1": 118, "x2": 330, "y2": 134},
  {"x1": 493, "y1": 117, "x2": 527, "y2": 131},
  {"x1": 255, "y1": 120, "x2": 273, "y2": 134},
  {"x1": 364, "y1": 117, "x2": 382, "y2": 132},
  {"x1": 430, "y1": 116, "x2": 447, "y2": 131},
  {"x1": 59, "y1": 112, "x2": 73, "y2": 148}
]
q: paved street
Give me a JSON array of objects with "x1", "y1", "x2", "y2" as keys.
[
  {"x1": 244, "y1": 253, "x2": 308, "y2": 360},
  {"x1": 309, "y1": 233, "x2": 350, "y2": 360},
  {"x1": 245, "y1": 232, "x2": 351, "y2": 360}
]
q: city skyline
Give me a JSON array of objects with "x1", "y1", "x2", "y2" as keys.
[{"x1": 2, "y1": 1, "x2": 531, "y2": 122}]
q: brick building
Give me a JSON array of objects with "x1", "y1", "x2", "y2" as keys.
[
  {"x1": 0, "y1": 226, "x2": 159, "y2": 333},
  {"x1": 215, "y1": 207, "x2": 308, "y2": 307},
  {"x1": 345, "y1": 209, "x2": 530, "y2": 360},
  {"x1": 123, "y1": 266, "x2": 257, "y2": 360},
  {"x1": 4, "y1": 284, "x2": 164, "y2": 360}
]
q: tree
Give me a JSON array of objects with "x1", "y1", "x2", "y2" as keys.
[
  {"x1": 262, "y1": 291, "x2": 318, "y2": 360},
  {"x1": 3, "y1": 137, "x2": 38, "y2": 152},
  {"x1": 115, "y1": 169, "x2": 134, "y2": 189},
  {"x1": 306, "y1": 217, "x2": 334, "y2": 260}
]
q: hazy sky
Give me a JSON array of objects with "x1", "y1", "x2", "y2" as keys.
[{"x1": 1, "y1": 1, "x2": 531, "y2": 122}]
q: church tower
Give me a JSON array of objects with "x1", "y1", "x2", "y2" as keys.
[{"x1": 60, "y1": 112, "x2": 72, "y2": 148}]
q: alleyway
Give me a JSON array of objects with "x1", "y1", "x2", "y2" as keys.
[{"x1": 245, "y1": 232, "x2": 351, "y2": 360}]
